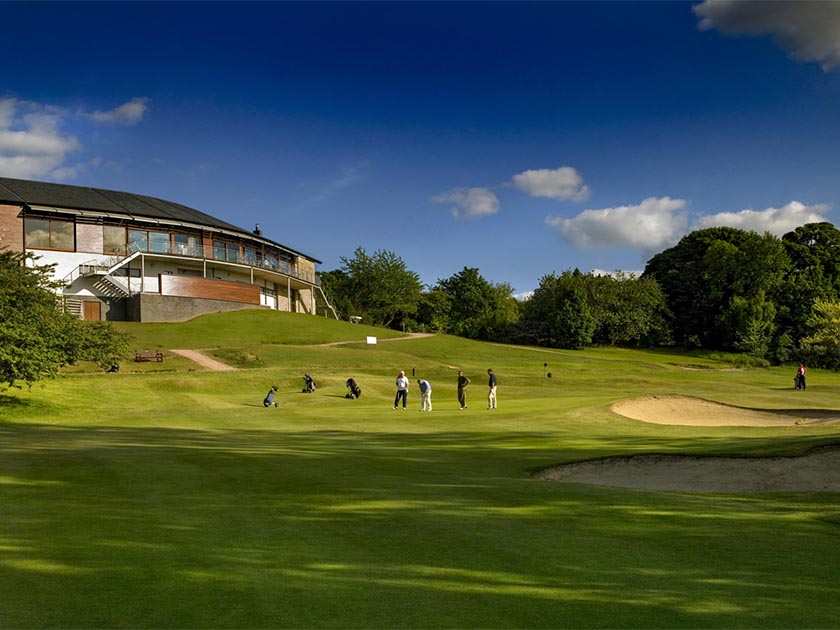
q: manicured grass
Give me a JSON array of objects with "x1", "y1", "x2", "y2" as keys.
[{"x1": 2, "y1": 313, "x2": 840, "y2": 628}]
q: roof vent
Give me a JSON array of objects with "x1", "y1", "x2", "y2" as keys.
[{"x1": 253, "y1": 223, "x2": 262, "y2": 236}]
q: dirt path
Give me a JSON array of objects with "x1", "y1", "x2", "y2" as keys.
[{"x1": 170, "y1": 349, "x2": 237, "y2": 371}]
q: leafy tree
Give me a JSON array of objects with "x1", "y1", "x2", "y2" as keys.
[
  {"x1": 778, "y1": 222, "x2": 840, "y2": 345},
  {"x1": 521, "y1": 270, "x2": 595, "y2": 349},
  {"x1": 334, "y1": 247, "x2": 423, "y2": 329},
  {"x1": 584, "y1": 272, "x2": 671, "y2": 346},
  {"x1": 644, "y1": 227, "x2": 789, "y2": 350},
  {"x1": 416, "y1": 288, "x2": 452, "y2": 333},
  {"x1": 729, "y1": 291, "x2": 776, "y2": 359},
  {"x1": 803, "y1": 298, "x2": 840, "y2": 349},
  {"x1": 433, "y1": 267, "x2": 518, "y2": 340},
  {"x1": 318, "y1": 269, "x2": 354, "y2": 321},
  {"x1": 0, "y1": 250, "x2": 131, "y2": 388}
]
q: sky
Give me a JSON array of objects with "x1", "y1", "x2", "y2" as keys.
[{"x1": 2, "y1": 1, "x2": 840, "y2": 296}]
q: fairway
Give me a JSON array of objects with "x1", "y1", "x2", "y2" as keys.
[{"x1": 2, "y1": 312, "x2": 840, "y2": 628}]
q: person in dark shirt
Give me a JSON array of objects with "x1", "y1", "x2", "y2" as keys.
[
  {"x1": 457, "y1": 370, "x2": 471, "y2": 410},
  {"x1": 487, "y1": 368, "x2": 497, "y2": 410}
]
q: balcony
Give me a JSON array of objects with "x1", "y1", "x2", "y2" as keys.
[{"x1": 113, "y1": 241, "x2": 315, "y2": 284}]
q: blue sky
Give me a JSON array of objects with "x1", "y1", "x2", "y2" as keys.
[{"x1": 2, "y1": 1, "x2": 840, "y2": 295}]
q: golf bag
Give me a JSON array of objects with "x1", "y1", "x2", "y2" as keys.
[
  {"x1": 345, "y1": 378, "x2": 362, "y2": 399},
  {"x1": 794, "y1": 373, "x2": 805, "y2": 390},
  {"x1": 302, "y1": 373, "x2": 316, "y2": 393}
]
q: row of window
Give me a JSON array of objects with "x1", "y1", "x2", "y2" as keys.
[{"x1": 24, "y1": 217, "x2": 295, "y2": 270}]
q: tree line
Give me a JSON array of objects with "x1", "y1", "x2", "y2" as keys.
[{"x1": 322, "y1": 223, "x2": 840, "y2": 368}]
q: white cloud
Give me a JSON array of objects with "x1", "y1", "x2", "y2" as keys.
[
  {"x1": 692, "y1": 201, "x2": 830, "y2": 235},
  {"x1": 85, "y1": 97, "x2": 150, "y2": 125},
  {"x1": 433, "y1": 187, "x2": 500, "y2": 219},
  {"x1": 694, "y1": 0, "x2": 840, "y2": 70},
  {"x1": 547, "y1": 196, "x2": 689, "y2": 251},
  {"x1": 0, "y1": 97, "x2": 80, "y2": 179},
  {"x1": 511, "y1": 166, "x2": 590, "y2": 201}
]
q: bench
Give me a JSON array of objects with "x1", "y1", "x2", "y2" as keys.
[{"x1": 135, "y1": 349, "x2": 164, "y2": 362}]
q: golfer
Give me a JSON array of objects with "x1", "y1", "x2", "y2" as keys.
[
  {"x1": 457, "y1": 370, "x2": 470, "y2": 409},
  {"x1": 418, "y1": 378, "x2": 432, "y2": 411},
  {"x1": 394, "y1": 371, "x2": 409, "y2": 409},
  {"x1": 487, "y1": 368, "x2": 497, "y2": 410}
]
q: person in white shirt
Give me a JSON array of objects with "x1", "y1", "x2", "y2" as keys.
[{"x1": 394, "y1": 371, "x2": 409, "y2": 409}]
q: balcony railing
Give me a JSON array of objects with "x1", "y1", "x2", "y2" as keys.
[{"x1": 117, "y1": 241, "x2": 315, "y2": 283}]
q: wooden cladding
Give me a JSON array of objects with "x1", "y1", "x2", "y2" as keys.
[{"x1": 159, "y1": 275, "x2": 260, "y2": 305}]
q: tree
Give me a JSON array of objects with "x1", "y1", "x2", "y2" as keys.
[
  {"x1": 521, "y1": 270, "x2": 595, "y2": 349},
  {"x1": 433, "y1": 267, "x2": 518, "y2": 340},
  {"x1": 778, "y1": 222, "x2": 840, "y2": 345},
  {"x1": 584, "y1": 272, "x2": 671, "y2": 346},
  {"x1": 0, "y1": 250, "x2": 131, "y2": 388},
  {"x1": 416, "y1": 288, "x2": 452, "y2": 333},
  {"x1": 798, "y1": 297, "x2": 840, "y2": 368},
  {"x1": 335, "y1": 247, "x2": 423, "y2": 329},
  {"x1": 644, "y1": 227, "x2": 789, "y2": 350},
  {"x1": 729, "y1": 291, "x2": 776, "y2": 359}
]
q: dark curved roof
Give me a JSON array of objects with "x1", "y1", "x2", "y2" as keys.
[{"x1": 0, "y1": 176, "x2": 319, "y2": 262}]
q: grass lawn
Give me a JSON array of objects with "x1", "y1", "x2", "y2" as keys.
[{"x1": 2, "y1": 312, "x2": 840, "y2": 628}]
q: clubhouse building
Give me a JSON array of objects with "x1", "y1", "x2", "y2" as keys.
[{"x1": 0, "y1": 176, "x2": 337, "y2": 322}]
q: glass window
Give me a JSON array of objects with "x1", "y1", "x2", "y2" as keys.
[
  {"x1": 128, "y1": 229, "x2": 148, "y2": 252},
  {"x1": 173, "y1": 234, "x2": 201, "y2": 257},
  {"x1": 103, "y1": 226, "x2": 126, "y2": 254},
  {"x1": 213, "y1": 240, "x2": 226, "y2": 261},
  {"x1": 243, "y1": 246, "x2": 256, "y2": 264},
  {"x1": 226, "y1": 242, "x2": 240, "y2": 262},
  {"x1": 149, "y1": 231, "x2": 169, "y2": 254},
  {"x1": 24, "y1": 217, "x2": 75, "y2": 250},
  {"x1": 24, "y1": 218, "x2": 51, "y2": 248}
]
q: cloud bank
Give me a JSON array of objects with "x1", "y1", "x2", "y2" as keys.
[
  {"x1": 549, "y1": 197, "x2": 831, "y2": 253},
  {"x1": 692, "y1": 201, "x2": 829, "y2": 235},
  {"x1": 0, "y1": 96, "x2": 149, "y2": 180},
  {"x1": 547, "y1": 197, "x2": 689, "y2": 252},
  {"x1": 694, "y1": 0, "x2": 840, "y2": 70},
  {"x1": 0, "y1": 98, "x2": 80, "y2": 179},
  {"x1": 433, "y1": 187, "x2": 500, "y2": 219}
]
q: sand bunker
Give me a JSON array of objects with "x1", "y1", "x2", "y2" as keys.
[
  {"x1": 534, "y1": 447, "x2": 840, "y2": 493},
  {"x1": 535, "y1": 396, "x2": 840, "y2": 492},
  {"x1": 612, "y1": 394, "x2": 840, "y2": 427}
]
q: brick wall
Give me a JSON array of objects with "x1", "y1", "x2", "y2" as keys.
[{"x1": 0, "y1": 204, "x2": 23, "y2": 252}]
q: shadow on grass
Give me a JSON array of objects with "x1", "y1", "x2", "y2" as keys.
[
  {"x1": 2, "y1": 423, "x2": 840, "y2": 628},
  {"x1": 0, "y1": 394, "x2": 33, "y2": 408}
]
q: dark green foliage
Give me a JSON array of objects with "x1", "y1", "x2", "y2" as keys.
[
  {"x1": 0, "y1": 250, "x2": 131, "y2": 388},
  {"x1": 416, "y1": 288, "x2": 453, "y2": 333},
  {"x1": 778, "y1": 222, "x2": 840, "y2": 345},
  {"x1": 329, "y1": 247, "x2": 424, "y2": 329},
  {"x1": 583, "y1": 272, "x2": 671, "y2": 346},
  {"x1": 644, "y1": 227, "x2": 789, "y2": 351},
  {"x1": 520, "y1": 270, "x2": 595, "y2": 349},
  {"x1": 432, "y1": 267, "x2": 519, "y2": 340}
]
